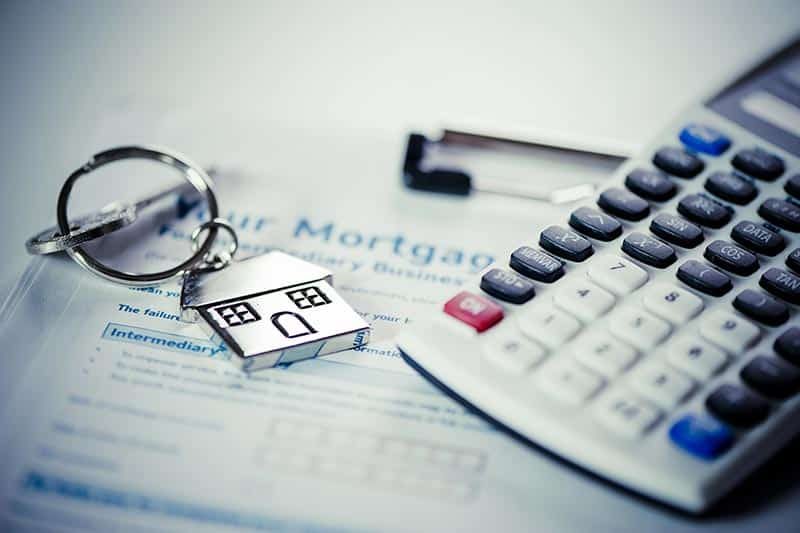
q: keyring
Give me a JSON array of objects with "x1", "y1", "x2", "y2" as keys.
[
  {"x1": 190, "y1": 218, "x2": 239, "y2": 271},
  {"x1": 56, "y1": 145, "x2": 219, "y2": 286}
]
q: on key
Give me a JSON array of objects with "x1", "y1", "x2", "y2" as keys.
[
  {"x1": 649, "y1": 213, "x2": 703, "y2": 248},
  {"x1": 653, "y1": 146, "x2": 705, "y2": 178},
  {"x1": 730, "y1": 221, "x2": 785, "y2": 256},
  {"x1": 676, "y1": 260, "x2": 732, "y2": 296},
  {"x1": 704, "y1": 172, "x2": 758, "y2": 205},
  {"x1": 760, "y1": 267, "x2": 800, "y2": 305},
  {"x1": 621, "y1": 232, "x2": 676, "y2": 268},
  {"x1": 624, "y1": 168, "x2": 676, "y2": 202},
  {"x1": 706, "y1": 384, "x2": 770, "y2": 429},
  {"x1": 704, "y1": 240, "x2": 759, "y2": 276},
  {"x1": 741, "y1": 356, "x2": 800, "y2": 400},
  {"x1": 732, "y1": 148, "x2": 785, "y2": 181},
  {"x1": 539, "y1": 226, "x2": 594, "y2": 262},
  {"x1": 732, "y1": 289, "x2": 789, "y2": 327},
  {"x1": 443, "y1": 291, "x2": 504, "y2": 333},
  {"x1": 758, "y1": 198, "x2": 800, "y2": 232},
  {"x1": 480, "y1": 268, "x2": 536, "y2": 304},
  {"x1": 677, "y1": 194, "x2": 732, "y2": 228},
  {"x1": 509, "y1": 246, "x2": 564, "y2": 283},
  {"x1": 597, "y1": 188, "x2": 650, "y2": 221},
  {"x1": 568, "y1": 206, "x2": 622, "y2": 241}
]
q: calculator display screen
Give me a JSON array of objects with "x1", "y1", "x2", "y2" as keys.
[{"x1": 708, "y1": 39, "x2": 800, "y2": 157}]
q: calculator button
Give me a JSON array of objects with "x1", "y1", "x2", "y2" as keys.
[
  {"x1": 732, "y1": 289, "x2": 789, "y2": 327},
  {"x1": 784, "y1": 174, "x2": 800, "y2": 199},
  {"x1": 610, "y1": 308, "x2": 671, "y2": 350},
  {"x1": 653, "y1": 146, "x2": 705, "y2": 178},
  {"x1": 553, "y1": 279, "x2": 615, "y2": 321},
  {"x1": 704, "y1": 171, "x2": 757, "y2": 205},
  {"x1": 568, "y1": 207, "x2": 622, "y2": 241},
  {"x1": 536, "y1": 358, "x2": 604, "y2": 405},
  {"x1": 624, "y1": 168, "x2": 677, "y2": 202},
  {"x1": 730, "y1": 221, "x2": 785, "y2": 256},
  {"x1": 741, "y1": 356, "x2": 800, "y2": 400},
  {"x1": 621, "y1": 232, "x2": 677, "y2": 268},
  {"x1": 597, "y1": 188, "x2": 650, "y2": 221},
  {"x1": 480, "y1": 268, "x2": 536, "y2": 304},
  {"x1": 666, "y1": 337, "x2": 728, "y2": 380},
  {"x1": 676, "y1": 260, "x2": 732, "y2": 296},
  {"x1": 757, "y1": 198, "x2": 800, "y2": 232},
  {"x1": 509, "y1": 246, "x2": 564, "y2": 283},
  {"x1": 587, "y1": 255, "x2": 649, "y2": 295},
  {"x1": 677, "y1": 194, "x2": 732, "y2": 229},
  {"x1": 594, "y1": 391, "x2": 662, "y2": 438},
  {"x1": 706, "y1": 384, "x2": 770, "y2": 429},
  {"x1": 679, "y1": 124, "x2": 731, "y2": 156},
  {"x1": 703, "y1": 240, "x2": 759, "y2": 276},
  {"x1": 786, "y1": 248, "x2": 800, "y2": 274},
  {"x1": 669, "y1": 414, "x2": 734, "y2": 461},
  {"x1": 775, "y1": 327, "x2": 800, "y2": 366},
  {"x1": 641, "y1": 283, "x2": 703, "y2": 325},
  {"x1": 759, "y1": 267, "x2": 800, "y2": 305},
  {"x1": 649, "y1": 213, "x2": 703, "y2": 249},
  {"x1": 732, "y1": 147, "x2": 785, "y2": 181},
  {"x1": 483, "y1": 335, "x2": 546, "y2": 374},
  {"x1": 700, "y1": 310, "x2": 760, "y2": 354},
  {"x1": 630, "y1": 362, "x2": 694, "y2": 409},
  {"x1": 539, "y1": 226, "x2": 594, "y2": 262},
  {"x1": 518, "y1": 307, "x2": 581, "y2": 349},
  {"x1": 572, "y1": 331, "x2": 639, "y2": 377},
  {"x1": 443, "y1": 291, "x2": 504, "y2": 333}
]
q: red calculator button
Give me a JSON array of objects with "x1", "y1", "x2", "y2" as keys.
[{"x1": 443, "y1": 291, "x2": 504, "y2": 332}]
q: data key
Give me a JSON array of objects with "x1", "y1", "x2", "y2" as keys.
[
  {"x1": 676, "y1": 260, "x2": 732, "y2": 296},
  {"x1": 622, "y1": 232, "x2": 676, "y2": 268},
  {"x1": 509, "y1": 246, "x2": 564, "y2": 283},
  {"x1": 703, "y1": 240, "x2": 759, "y2": 276},
  {"x1": 624, "y1": 168, "x2": 676, "y2": 202},
  {"x1": 678, "y1": 194, "x2": 732, "y2": 229},
  {"x1": 539, "y1": 226, "x2": 594, "y2": 262},
  {"x1": 568, "y1": 206, "x2": 622, "y2": 241},
  {"x1": 759, "y1": 267, "x2": 800, "y2": 305},
  {"x1": 649, "y1": 213, "x2": 703, "y2": 248},
  {"x1": 730, "y1": 221, "x2": 785, "y2": 256}
]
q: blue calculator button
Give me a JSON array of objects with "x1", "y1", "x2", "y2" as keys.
[
  {"x1": 669, "y1": 414, "x2": 735, "y2": 460},
  {"x1": 679, "y1": 124, "x2": 731, "y2": 155}
]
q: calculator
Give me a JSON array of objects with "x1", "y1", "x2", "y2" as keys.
[{"x1": 396, "y1": 37, "x2": 800, "y2": 513}]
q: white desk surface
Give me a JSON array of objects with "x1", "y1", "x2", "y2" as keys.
[{"x1": 1, "y1": 1, "x2": 799, "y2": 530}]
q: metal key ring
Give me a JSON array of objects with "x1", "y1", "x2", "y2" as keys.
[
  {"x1": 190, "y1": 218, "x2": 239, "y2": 271},
  {"x1": 56, "y1": 145, "x2": 219, "y2": 286}
]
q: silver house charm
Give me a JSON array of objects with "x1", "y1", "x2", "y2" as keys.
[{"x1": 180, "y1": 251, "x2": 370, "y2": 371}]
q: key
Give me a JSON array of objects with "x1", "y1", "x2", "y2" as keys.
[
  {"x1": 509, "y1": 246, "x2": 564, "y2": 283},
  {"x1": 480, "y1": 268, "x2": 536, "y2": 304},
  {"x1": 553, "y1": 279, "x2": 615, "y2": 321},
  {"x1": 572, "y1": 331, "x2": 639, "y2": 377},
  {"x1": 775, "y1": 327, "x2": 800, "y2": 366},
  {"x1": 624, "y1": 168, "x2": 676, "y2": 202},
  {"x1": 649, "y1": 213, "x2": 703, "y2": 248},
  {"x1": 700, "y1": 310, "x2": 760, "y2": 354},
  {"x1": 786, "y1": 247, "x2": 800, "y2": 274},
  {"x1": 706, "y1": 384, "x2": 770, "y2": 428},
  {"x1": 443, "y1": 291, "x2": 504, "y2": 333},
  {"x1": 536, "y1": 358, "x2": 604, "y2": 405},
  {"x1": 730, "y1": 220, "x2": 785, "y2": 256},
  {"x1": 760, "y1": 267, "x2": 800, "y2": 305},
  {"x1": 703, "y1": 240, "x2": 759, "y2": 276},
  {"x1": 587, "y1": 255, "x2": 648, "y2": 295},
  {"x1": 666, "y1": 337, "x2": 727, "y2": 380},
  {"x1": 758, "y1": 198, "x2": 800, "y2": 232},
  {"x1": 597, "y1": 187, "x2": 650, "y2": 221},
  {"x1": 676, "y1": 260, "x2": 732, "y2": 296},
  {"x1": 641, "y1": 282, "x2": 703, "y2": 325},
  {"x1": 539, "y1": 225, "x2": 593, "y2": 262},
  {"x1": 785, "y1": 174, "x2": 800, "y2": 199},
  {"x1": 679, "y1": 124, "x2": 731, "y2": 155},
  {"x1": 483, "y1": 334, "x2": 546, "y2": 374},
  {"x1": 677, "y1": 194, "x2": 732, "y2": 228},
  {"x1": 568, "y1": 206, "x2": 622, "y2": 241},
  {"x1": 732, "y1": 289, "x2": 789, "y2": 327},
  {"x1": 610, "y1": 308, "x2": 671, "y2": 350},
  {"x1": 741, "y1": 356, "x2": 800, "y2": 399},
  {"x1": 518, "y1": 307, "x2": 581, "y2": 349},
  {"x1": 652, "y1": 146, "x2": 705, "y2": 178},
  {"x1": 732, "y1": 147, "x2": 785, "y2": 181},
  {"x1": 621, "y1": 232, "x2": 676, "y2": 268},
  {"x1": 669, "y1": 414, "x2": 735, "y2": 460},
  {"x1": 594, "y1": 391, "x2": 662, "y2": 438},
  {"x1": 704, "y1": 171, "x2": 758, "y2": 205},
  {"x1": 630, "y1": 362, "x2": 694, "y2": 409}
]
